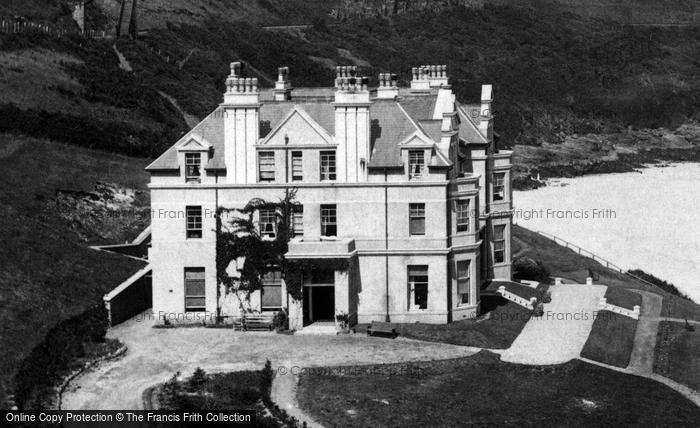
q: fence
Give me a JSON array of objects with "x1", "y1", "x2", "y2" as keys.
[
  {"x1": 497, "y1": 286, "x2": 537, "y2": 310},
  {"x1": 536, "y1": 230, "x2": 660, "y2": 290},
  {"x1": 599, "y1": 297, "x2": 641, "y2": 320},
  {"x1": 0, "y1": 19, "x2": 113, "y2": 40}
]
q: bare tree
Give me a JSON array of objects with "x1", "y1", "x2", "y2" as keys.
[
  {"x1": 116, "y1": 0, "x2": 126, "y2": 38},
  {"x1": 128, "y1": 0, "x2": 138, "y2": 39}
]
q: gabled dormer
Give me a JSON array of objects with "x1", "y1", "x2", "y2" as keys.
[
  {"x1": 399, "y1": 131, "x2": 439, "y2": 180},
  {"x1": 177, "y1": 134, "x2": 211, "y2": 184}
]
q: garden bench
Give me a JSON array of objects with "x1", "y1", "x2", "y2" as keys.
[
  {"x1": 232, "y1": 314, "x2": 274, "y2": 331},
  {"x1": 367, "y1": 321, "x2": 397, "y2": 337}
]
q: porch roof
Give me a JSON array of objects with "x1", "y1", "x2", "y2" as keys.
[{"x1": 285, "y1": 238, "x2": 356, "y2": 259}]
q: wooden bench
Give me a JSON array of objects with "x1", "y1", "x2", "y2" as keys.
[
  {"x1": 366, "y1": 321, "x2": 397, "y2": 337},
  {"x1": 232, "y1": 314, "x2": 275, "y2": 331}
]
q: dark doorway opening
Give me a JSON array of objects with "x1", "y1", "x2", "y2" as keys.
[{"x1": 303, "y1": 286, "x2": 335, "y2": 325}]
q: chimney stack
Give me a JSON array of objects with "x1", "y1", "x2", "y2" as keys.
[
  {"x1": 273, "y1": 66, "x2": 292, "y2": 101},
  {"x1": 411, "y1": 64, "x2": 448, "y2": 90},
  {"x1": 223, "y1": 61, "x2": 259, "y2": 105},
  {"x1": 478, "y1": 84, "x2": 493, "y2": 142},
  {"x1": 334, "y1": 66, "x2": 370, "y2": 104},
  {"x1": 376, "y1": 73, "x2": 399, "y2": 99}
]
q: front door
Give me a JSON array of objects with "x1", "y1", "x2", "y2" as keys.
[
  {"x1": 311, "y1": 286, "x2": 335, "y2": 321},
  {"x1": 302, "y1": 268, "x2": 336, "y2": 326},
  {"x1": 303, "y1": 285, "x2": 336, "y2": 325}
]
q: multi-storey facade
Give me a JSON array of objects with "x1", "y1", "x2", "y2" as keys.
[{"x1": 146, "y1": 63, "x2": 512, "y2": 329}]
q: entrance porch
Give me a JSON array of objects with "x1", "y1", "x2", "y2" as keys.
[{"x1": 285, "y1": 238, "x2": 358, "y2": 332}]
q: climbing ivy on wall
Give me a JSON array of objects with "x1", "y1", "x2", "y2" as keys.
[
  {"x1": 215, "y1": 188, "x2": 353, "y2": 321},
  {"x1": 215, "y1": 189, "x2": 297, "y2": 319}
]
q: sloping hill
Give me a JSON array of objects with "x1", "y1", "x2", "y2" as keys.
[
  {"x1": 0, "y1": 133, "x2": 150, "y2": 408},
  {"x1": 2, "y1": 1, "x2": 699, "y2": 160}
]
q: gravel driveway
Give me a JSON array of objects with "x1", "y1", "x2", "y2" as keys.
[{"x1": 61, "y1": 313, "x2": 479, "y2": 410}]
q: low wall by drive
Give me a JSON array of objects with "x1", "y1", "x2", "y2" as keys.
[
  {"x1": 497, "y1": 286, "x2": 537, "y2": 310},
  {"x1": 598, "y1": 297, "x2": 641, "y2": 320}
]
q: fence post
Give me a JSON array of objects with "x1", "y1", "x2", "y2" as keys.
[
  {"x1": 554, "y1": 277, "x2": 562, "y2": 286},
  {"x1": 586, "y1": 277, "x2": 593, "y2": 285}
]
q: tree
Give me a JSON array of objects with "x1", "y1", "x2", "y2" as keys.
[
  {"x1": 116, "y1": 0, "x2": 126, "y2": 38},
  {"x1": 128, "y1": 0, "x2": 138, "y2": 39}
]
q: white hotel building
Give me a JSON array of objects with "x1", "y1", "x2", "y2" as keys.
[{"x1": 145, "y1": 63, "x2": 513, "y2": 329}]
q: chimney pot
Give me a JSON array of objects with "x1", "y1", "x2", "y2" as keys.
[
  {"x1": 231, "y1": 62, "x2": 242, "y2": 77},
  {"x1": 481, "y1": 84, "x2": 493, "y2": 102}
]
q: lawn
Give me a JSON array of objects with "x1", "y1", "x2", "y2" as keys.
[
  {"x1": 654, "y1": 321, "x2": 700, "y2": 391},
  {"x1": 580, "y1": 311, "x2": 637, "y2": 368},
  {"x1": 297, "y1": 351, "x2": 700, "y2": 427},
  {"x1": 355, "y1": 300, "x2": 533, "y2": 349},
  {"x1": 353, "y1": 282, "x2": 549, "y2": 349},
  {"x1": 0, "y1": 133, "x2": 149, "y2": 407},
  {"x1": 513, "y1": 225, "x2": 700, "y2": 321},
  {"x1": 579, "y1": 287, "x2": 642, "y2": 368},
  {"x1": 603, "y1": 286, "x2": 642, "y2": 310}
]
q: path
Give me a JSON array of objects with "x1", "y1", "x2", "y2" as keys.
[
  {"x1": 652, "y1": 317, "x2": 700, "y2": 326},
  {"x1": 581, "y1": 357, "x2": 700, "y2": 407},
  {"x1": 627, "y1": 290, "x2": 663, "y2": 374},
  {"x1": 61, "y1": 313, "x2": 478, "y2": 410},
  {"x1": 501, "y1": 283, "x2": 607, "y2": 364},
  {"x1": 271, "y1": 371, "x2": 323, "y2": 428},
  {"x1": 157, "y1": 91, "x2": 200, "y2": 129},
  {"x1": 112, "y1": 44, "x2": 132, "y2": 72}
]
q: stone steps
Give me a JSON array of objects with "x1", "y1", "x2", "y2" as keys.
[{"x1": 296, "y1": 321, "x2": 337, "y2": 336}]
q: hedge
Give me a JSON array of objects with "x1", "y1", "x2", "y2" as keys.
[{"x1": 14, "y1": 303, "x2": 109, "y2": 409}]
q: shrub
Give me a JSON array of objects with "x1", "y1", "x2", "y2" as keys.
[
  {"x1": 187, "y1": 367, "x2": 208, "y2": 392},
  {"x1": 0, "y1": 104, "x2": 177, "y2": 158},
  {"x1": 533, "y1": 302, "x2": 545, "y2": 317},
  {"x1": 628, "y1": 269, "x2": 691, "y2": 300},
  {"x1": 513, "y1": 257, "x2": 550, "y2": 282},
  {"x1": 539, "y1": 289, "x2": 552, "y2": 304},
  {"x1": 335, "y1": 312, "x2": 349, "y2": 330},
  {"x1": 262, "y1": 360, "x2": 274, "y2": 391},
  {"x1": 158, "y1": 372, "x2": 184, "y2": 411},
  {"x1": 14, "y1": 303, "x2": 109, "y2": 409},
  {"x1": 272, "y1": 310, "x2": 288, "y2": 331}
]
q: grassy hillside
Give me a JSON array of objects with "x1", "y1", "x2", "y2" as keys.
[
  {"x1": 0, "y1": 31, "x2": 189, "y2": 157},
  {"x1": 93, "y1": 0, "x2": 340, "y2": 28},
  {"x1": 125, "y1": 5, "x2": 700, "y2": 142},
  {"x1": 2, "y1": 3, "x2": 699, "y2": 167},
  {"x1": 0, "y1": 133, "x2": 149, "y2": 407}
]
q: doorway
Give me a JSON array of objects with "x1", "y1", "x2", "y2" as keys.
[
  {"x1": 303, "y1": 286, "x2": 335, "y2": 325},
  {"x1": 302, "y1": 269, "x2": 336, "y2": 326}
]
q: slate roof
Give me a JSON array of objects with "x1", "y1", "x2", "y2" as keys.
[
  {"x1": 398, "y1": 94, "x2": 437, "y2": 122},
  {"x1": 147, "y1": 90, "x2": 486, "y2": 172},
  {"x1": 368, "y1": 100, "x2": 420, "y2": 168},
  {"x1": 146, "y1": 108, "x2": 225, "y2": 171},
  {"x1": 417, "y1": 120, "x2": 443, "y2": 143},
  {"x1": 457, "y1": 103, "x2": 489, "y2": 145}
]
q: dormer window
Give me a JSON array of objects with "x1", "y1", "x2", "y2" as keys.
[
  {"x1": 185, "y1": 153, "x2": 201, "y2": 183},
  {"x1": 408, "y1": 150, "x2": 425, "y2": 179}
]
